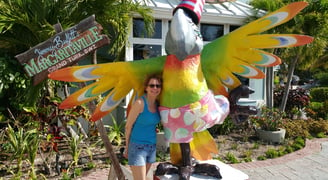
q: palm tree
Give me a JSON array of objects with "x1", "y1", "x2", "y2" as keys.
[
  {"x1": 0, "y1": 1, "x2": 154, "y2": 178},
  {"x1": 311, "y1": 52, "x2": 328, "y2": 71},
  {"x1": 250, "y1": 0, "x2": 328, "y2": 112},
  {"x1": 0, "y1": 0, "x2": 154, "y2": 118}
]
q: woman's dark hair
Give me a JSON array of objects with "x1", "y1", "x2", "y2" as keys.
[{"x1": 144, "y1": 74, "x2": 162, "y2": 93}]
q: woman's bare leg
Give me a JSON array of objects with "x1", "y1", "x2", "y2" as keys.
[
  {"x1": 146, "y1": 163, "x2": 152, "y2": 174},
  {"x1": 131, "y1": 165, "x2": 147, "y2": 180}
]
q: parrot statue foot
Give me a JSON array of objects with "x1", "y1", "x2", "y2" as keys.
[
  {"x1": 194, "y1": 163, "x2": 222, "y2": 179},
  {"x1": 154, "y1": 160, "x2": 222, "y2": 179},
  {"x1": 179, "y1": 165, "x2": 194, "y2": 180},
  {"x1": 229, "y1": 85, "x2": 258, "y2": 124},
  {"x1": 155, "y1": 162, "x2": 179, "y2": 175}
]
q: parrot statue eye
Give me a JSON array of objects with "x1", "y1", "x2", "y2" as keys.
[{"x1": 190, "y1": 20, "x2": 202, "y2": 40}]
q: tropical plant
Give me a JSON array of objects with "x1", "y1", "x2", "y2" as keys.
[
  {"x1": 0, "y1": 0, "x2": 154, "y2": 125},
  {"x1": 250, "y1": 0, "x2": 328, "y2": 112},
  {"x1": 274, "y1": 87, "x2": 310, "y2": 117},
  {"x1": 26, "y1": 131, "x2": 41, "y2": 180},
  {"x1": 105, "y1": 114, "x2": 125, "y2": 146},
  {"x1": 250, "y1": 107, "x2": 286, "y2": 131},
  {"x1": 4, "y1": 124, "x2": 40, "y2": 179},
  {"x1": 69, "y1": 135, "x2": 84, "y2": 167}
]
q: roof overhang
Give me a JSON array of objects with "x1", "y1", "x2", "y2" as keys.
[{"x1": 134, "y1": 0, "x2": 256, "y2": 25}]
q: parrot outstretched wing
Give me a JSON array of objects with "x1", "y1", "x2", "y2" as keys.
[
  {"x1": 201, "y1": 1, "x2": 313, "y2": 97},
  {"x1": 48, "y1": 56, "x2": 166, "y2": 121}
]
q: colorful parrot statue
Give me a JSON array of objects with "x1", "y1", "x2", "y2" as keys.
[{"x1": 49, "y1": 1, "x2": 313, "y2": 179}]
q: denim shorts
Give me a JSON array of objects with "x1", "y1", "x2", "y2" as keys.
[{"x1": 128, "y1": 142, "x2": 156, "y2": 166}]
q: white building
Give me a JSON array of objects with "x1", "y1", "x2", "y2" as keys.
[
  {"x1": 69, "y1": 0, "x2": 269, "y2": 134},
  {"x1": 125, "y1": 0, "x2": 266, "y2": 109}
]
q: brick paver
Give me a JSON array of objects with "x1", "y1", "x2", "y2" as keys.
[
  {"x1": 232, "y1": 138, "x2": 328, "y2": 180},
  {"x1": 231, "y1": 138, "x2": 327, "y2": 170},
  {"x1": 80, "y1": 138, "x2": 328, "y2": 180}
]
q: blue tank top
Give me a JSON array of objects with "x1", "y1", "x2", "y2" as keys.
[{"x1": 130, "y1": 96, "x2": 161, "y2": 144}]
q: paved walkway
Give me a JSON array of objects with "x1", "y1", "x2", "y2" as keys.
[
  {"x1": 79, "y1": 138, "x2": 328, "y2": 180},
  {"x1": 231, "y1": 138, "x2": 328, "y2": 180}
]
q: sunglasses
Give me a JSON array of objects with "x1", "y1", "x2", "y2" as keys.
[{"x1": 148, "y1": 84, "x2": 161, "y2": 88}]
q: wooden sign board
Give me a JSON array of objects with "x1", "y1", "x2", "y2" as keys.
[{"x1": 15, "y1": 15, "x2": 110, "y2": 85}]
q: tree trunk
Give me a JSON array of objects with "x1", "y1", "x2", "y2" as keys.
[
  {"x1": 90, "y1": 51, "x2": 125, "y2": 179},
  {"x1": 266, "y1": 67, "x2": 274, "y2": 108},
  {"x1": 279, "y1": 55, "x2": 299, "y2": 112}
]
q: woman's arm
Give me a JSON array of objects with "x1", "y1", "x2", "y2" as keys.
[{"x1": 124, "y1": 98, "x2": 143, "y2": 157}]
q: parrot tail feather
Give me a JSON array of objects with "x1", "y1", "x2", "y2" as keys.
[{"x1": 169, "y1": 130, "x2": 218, "y2": 164}]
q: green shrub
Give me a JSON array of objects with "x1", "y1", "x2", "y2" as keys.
[
  {"x1": 314, "y1": 72, "x2": 328, "y2": 87},
  {"x1": 292, "y1": 143, "x2": 303, "y2": 150},
  {"x1": 308, "y1": 119, "x2": 328, "y2": 135},
  {"x1": 283, "y1": 119, "x2": 310, "y2": 138},
  {"x1": 86, "y1": 162, "x2": 96, "y2": 170},
  {"x1": 291, "y1": 137, "x2": 305, "y2": 151},
  {"x1": 265, "y1": 148, "x2": 279, "y2": 159},
  {"x1": 231, "y1": 143, "x2": 238, "y2": 150},
  {"x1": 61, "y1": 172, "x2": 71, "y2": 180},
  {"x1": 306, "y1": 102, "x2": 326, "y2": 119},
  {"x1": 285, "y1": 146, "x2": 294, "y2": 153},
  {"x1": 73, "y1": 168, "x2": 82, "y2": 178},
  {"x1": 252, "y1": 142, "x2": 260, "y2": 149},
  {"x1": 316, "y1": 132, "x2": 326, "y2": 138},
  {"x1": 225, "y1": 152, "x2": 239, "y2": 164},
  {"x1": 310, "y1": 87, "x2": 328, "y2": 102},
  {"x1": 257, "y1": 155, "x2": 267, "y2": 160},
  {"x1": 209, "y1": 117, "x2": 236, "y2": 135},
  {"x1": 120, "y1": 158, "x2": 128, "y2": 165},
  {"x1": 283, "y1": 119, "x2": 328, "y2": 139},
  {"x1": 243, "y1": 157, "x2": 252, "y2": 162},
  {"x1": 213, "y1": 156, "x2": 224, "y2": 161},
  {"x1": 242, "y1": 150, "x2": 252, "y2": 158},
  {"x1": 278, "y1": 147, "x2": 286, "y2": 156},
  {"x1": 295, "y1": 137, "x2": 305, "y2": 146}
]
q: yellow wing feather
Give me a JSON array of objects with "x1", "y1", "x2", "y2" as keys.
[
  {"x1": 202, "y1": 2, "x2": 313, "y2": 94},
  {"x1": 48, "y1": 56, "x2": 166, "y2": 121}
]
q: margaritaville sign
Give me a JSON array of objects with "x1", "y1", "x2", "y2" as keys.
[{"x1": 15, "y1": 15, "x2": 110, "y2": 85}]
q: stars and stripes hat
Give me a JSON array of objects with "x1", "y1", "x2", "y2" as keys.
[{"x1": 173, "y1": 0, "x2": 205, "y2": 24}]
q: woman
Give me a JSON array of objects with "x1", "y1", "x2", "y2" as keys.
[{"x1": 124, "y1": 74, "x2": 162, "y2": 180}]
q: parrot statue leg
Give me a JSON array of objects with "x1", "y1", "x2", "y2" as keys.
[
  {"x1": 179, "y1": 143, "x2": 193, "y2": 179},
  {"x1": 180, "y1": 143, "x2": 222, "y2": 179},
  {"x1": 155, "y1": 143, "x2": 222, "y2": 179},
  {"x1": 155, "y1": 1, "x2": 223, "y2": 179}
]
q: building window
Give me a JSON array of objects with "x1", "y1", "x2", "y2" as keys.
[
  {"x1": 133, "y1": 44, "x2": 162, "y2": 60},
  {"x1": 200, "y1": 23, "x2": 224, "y2": 41},
  {"x1": 133, "y1": 18, "x2": 162, "y2": 39},
  {"x1": 229, "y1": 25, "x2": 240, "y2": 32}
]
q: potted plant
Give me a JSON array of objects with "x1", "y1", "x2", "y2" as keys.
[
  {"x1": 250, "y1": 107, "x2": 286, "y2": 143},
  {"x1": 156, "y1": 123, "x2": 169, "y2": 152}
]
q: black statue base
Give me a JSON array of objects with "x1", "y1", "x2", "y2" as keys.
[
  {"x1": 154, "y1": 160, "x2": 248, "y2": 180},
  {"x1": 155, "y1": 161, "x2": 221, "y2": 180}
]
